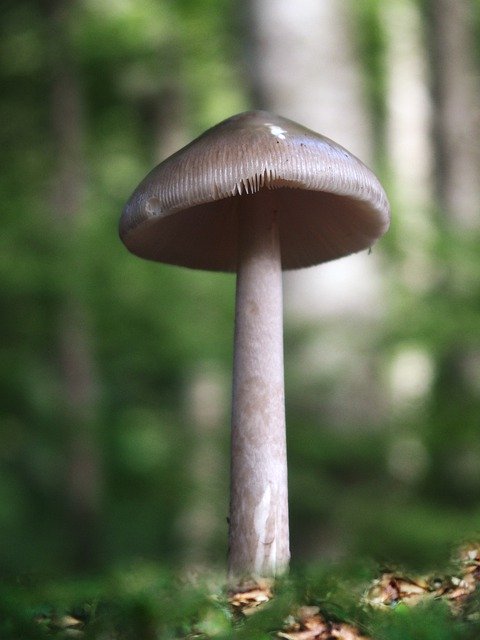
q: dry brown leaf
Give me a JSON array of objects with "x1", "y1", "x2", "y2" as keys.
[
  {"x1": 278, "y1": 608, "x2": 328, "y2": 640},
  {"x1": 33, "y1": 612, "x2": 85, "y2": 637},
  {"x1": 330, "y1": 620, "x2": 370, "y2": 640},
  {"x1": 444, "y1": 574, "x2": 477, "y2": 609},
  {"x1": 364, "y1": 544, "x2": 480, "y2": 614},
  {"x1": 365, "y1": 573, "x2": 431, "y2": 608},
  {"x1": 278, "y1": 606, "x2": 370, "y2": 640},
  {"x1": 457, "y1": 544, "x2": 480, "y2": 566},
  {"x1": 54, "y1": 615, "x2": 83, "y2": 629},
  {"x1": 228, "y1": 580, "x2": 273, "y2": 616}
]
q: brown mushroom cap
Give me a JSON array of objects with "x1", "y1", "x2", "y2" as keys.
[{"x1": 120, "y1": 110, "x2": 390, "y2": 271}]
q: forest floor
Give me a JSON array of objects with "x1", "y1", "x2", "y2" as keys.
[{"x1": 2, "y1": 544, "x2": 480, "y2": 639}]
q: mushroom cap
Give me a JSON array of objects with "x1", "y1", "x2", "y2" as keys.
[{"x1": 120, "y1": 111, "x2": 390, "y2": 271}]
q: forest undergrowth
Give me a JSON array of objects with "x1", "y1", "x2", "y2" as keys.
[{"x1": 3, "y1": 543, "x2": 480, "y2": 640}]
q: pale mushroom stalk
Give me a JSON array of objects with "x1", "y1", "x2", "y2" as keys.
[{"x1": 229, "y1": 189, "x2": 289, "y2": 580}]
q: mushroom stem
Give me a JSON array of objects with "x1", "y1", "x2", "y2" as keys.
[{"x1": 228, "y1": 189, "x2": 290, "y2": 583}]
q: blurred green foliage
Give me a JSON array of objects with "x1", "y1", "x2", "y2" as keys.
[{"x1": 1, "y1": 0, "x2": 480, "y2": 596}]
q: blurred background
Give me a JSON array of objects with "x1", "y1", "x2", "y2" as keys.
[{"x1": 1, "y1": 0, "x2": 480, "y2": 577}]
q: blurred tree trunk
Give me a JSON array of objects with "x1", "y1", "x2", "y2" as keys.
[
  {"x1": 46, "y1": 0, "x2": 102, "y2": 570},
  {"x1": 425, "y1": 0, "x2": 480, "y2": 231},
  {"x1": 383, "y1": 0, "x2": 433, "y2": 258},
  {"x1": 422, "y1": 0, "x2": 480, "y2": 502},
  {"x1": 243, "y1": 0, "x2": 372, "y2": 158},
  {"x1": 177, "y1": 364, "x2": 227, "y2": 568},
  {"x1": 241, "y1": 0, "x2": 390, "y2": 560},
  {"x1": 137, "y1": 40, "x2": 189, "y2": 163},
  {"x1": 244, "y1": 0, "x2": 387, "y2": 335}
]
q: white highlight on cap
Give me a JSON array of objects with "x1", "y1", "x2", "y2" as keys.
[{"x1": 266, "y1": 124, "x2": 287, "y2": 140}]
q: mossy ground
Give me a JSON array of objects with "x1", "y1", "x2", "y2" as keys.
[{"x1": 2, "y1": 551, "x2": 480, "y2": 639}]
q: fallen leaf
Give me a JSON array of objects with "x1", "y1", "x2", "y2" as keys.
[
  {"x1": 278, "y1": 606, "x2": 370, "y2": 640},
  {"x1": 228, "y1": 580, "x2": 273, "y2": 616}
]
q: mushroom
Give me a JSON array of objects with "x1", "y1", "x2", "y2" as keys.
[{"x1": 119, "y1": 110, "x2": 390, "y2": 583}]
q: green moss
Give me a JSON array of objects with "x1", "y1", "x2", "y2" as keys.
[{"x1": 1, "y1": 560, "x2": 479, "y2": 639}]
